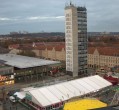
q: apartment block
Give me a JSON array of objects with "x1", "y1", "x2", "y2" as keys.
[{"x1": 65, "y1": 3, "x2": 88, "y2": 77}]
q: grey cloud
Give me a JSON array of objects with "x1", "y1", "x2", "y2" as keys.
[
  {"x1": 0, "y1": 17, "x2": 11, "y2": 21},
  {"x1": 0, "y1": 0, "x2": 119, "y2": 34},
  {"x1": 27, "y1": 16, "x2": 64, "y2": 21},
  {"x1": 0, "y1": 16, "x2": 64, "y2": 27}
]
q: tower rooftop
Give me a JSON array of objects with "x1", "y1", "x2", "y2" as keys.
[{"x1": 65, "y1": 2, "x2": 86, "y2": 11}]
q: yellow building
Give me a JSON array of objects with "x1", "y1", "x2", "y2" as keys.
[
  {"x1": 88, "y1": 47, "x2": 119, "y2": 68},
  {"x1": 39, "y1": 45, "x2": 66, "y2": 61}
]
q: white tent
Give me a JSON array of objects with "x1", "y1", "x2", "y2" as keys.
[{"x1": 23, "y1": 75, "x2": 112, "y2": 107}]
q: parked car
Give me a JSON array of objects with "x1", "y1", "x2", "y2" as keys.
[{"x1": 9, "y1": 96, "x2": 16, "y2": 103}]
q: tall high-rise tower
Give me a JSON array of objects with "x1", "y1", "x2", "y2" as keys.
[{"x1": 65, "y1": 3, "x2": 87, "y2": 77}]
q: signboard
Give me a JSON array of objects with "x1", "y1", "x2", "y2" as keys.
[{"x1": 25, "y1": 93, "x2": 32, "y2": 101}]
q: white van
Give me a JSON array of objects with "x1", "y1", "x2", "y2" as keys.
[{"x1": 9, "y1": 96, "x2": 16, "y2": 102}]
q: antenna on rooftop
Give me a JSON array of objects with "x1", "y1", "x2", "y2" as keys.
[
  {"x1": 70, "y1": 0, "x2": 72, "y2": 5},
  {"x1": 69, "y1": 0, "x2": 75, "y2": 6}
]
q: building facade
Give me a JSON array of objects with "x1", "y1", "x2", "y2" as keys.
[
  {"x1": 65, "y1": 3, "x2": 87, "y2": 77},
  {"x1": 0, "y1": 65, "x2": 14, "y2": 85},
  {"x1": 9, "y1": 43, "x2": 66, "y2": 62},
  {"x1": 88, "y1": 47, "x2": 119, "y2": 69}
]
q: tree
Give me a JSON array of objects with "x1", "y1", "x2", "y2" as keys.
[{"x1": 18, "y1": 50, "x2": 36, "y2": 57}]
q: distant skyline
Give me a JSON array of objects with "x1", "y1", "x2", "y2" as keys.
[{"x1": 0, "y1": 0, "x2": 119, "y2": 34}]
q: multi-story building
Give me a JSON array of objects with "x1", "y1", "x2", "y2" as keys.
[
  {"x1": 65, "y1": 3, "x2": 87, "y2": 77},
  {"x1": 88, "y1": 47, "x2": 119, "y2": 69}
]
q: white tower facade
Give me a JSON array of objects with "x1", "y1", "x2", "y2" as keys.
[{"x1": 65, "y1": 3, "x2": 87, "y2": 77}]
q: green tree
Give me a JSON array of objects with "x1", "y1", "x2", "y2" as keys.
[{"x1": 18, "y1": 50, "x2": 36, "y2": 57}]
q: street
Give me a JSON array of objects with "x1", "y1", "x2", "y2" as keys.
[{"x1": 0, "y1": 73, "x2": 73, "y2": 110}]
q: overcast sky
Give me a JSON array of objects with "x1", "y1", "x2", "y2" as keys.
[{"x1": 0, "y1": 0, "x2": 119, "y2": 34}]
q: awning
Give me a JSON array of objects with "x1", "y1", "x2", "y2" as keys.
[{"x1": 14, "y1": 92, "x2": 25, "y2": 99}]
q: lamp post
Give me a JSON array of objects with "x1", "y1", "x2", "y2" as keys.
[{"x1": 1, "y1": 87, "x2": 5, "y2": 101}]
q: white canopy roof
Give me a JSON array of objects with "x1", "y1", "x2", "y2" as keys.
[
  {"x1": 14, "y1": 92, "x2": 25, "y2": 99},
  {"x1": 0, "y1": 54, "x2": 60, "y2": 68},
  {"x1": 25, "y1": 75, "x2": 112, "y2": 107}
]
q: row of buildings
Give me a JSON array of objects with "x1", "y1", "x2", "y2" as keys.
[
  {"x1": 88, "y1": 47, "x2": 119, "y2": 69},
  {"x1": 9, "y1": 43, "x2": 119, "y2": 70},
  {"x1": 9, "y1": 42, "x2": 66, "y2": 61}
]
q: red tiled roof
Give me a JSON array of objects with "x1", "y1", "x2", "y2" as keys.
[
  {"x1": 97, "y1": 47, "x2": 119, "y2": 56},
  {"x1": 55, "y1": 45, "x2": 65, "y2": 51},
  {"x1": 88, "y1": 47, "x2": 119, "y2": 56},
  {"x1": 34, "y1": 43, "x2": 65, "y2": 51},
  {"x1": 47, "y1": 45, "x2": 54, "y2": 50},
  {"x1": 9, "y1": 44, "x2": 20, "y2": 49},
  {"x1": 88, "y1": 47, "x2": 95, "y2": 54},
  {"x1": 35, "y1": 45, "x2": 46, "y2": 50},
  {"x1": 18, "y1": 45, "x2": 34, "y2": 50}
]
